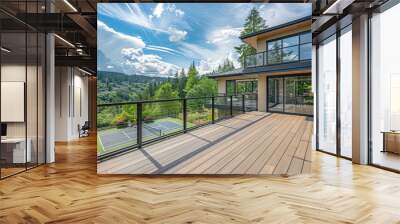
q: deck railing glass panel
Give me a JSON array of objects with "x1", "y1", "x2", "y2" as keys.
[{"x1": 97, "y1": 94, "x2": 258, "y2": 161}]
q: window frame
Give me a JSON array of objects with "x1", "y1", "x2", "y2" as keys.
[{"x1": 265, "y1": 31, "x2": 312, "y2": 65}]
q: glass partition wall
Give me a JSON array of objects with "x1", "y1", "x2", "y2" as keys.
[
  {"x1": 370, "y1": 3, "x2": 400, "y2": 171},
  {"x1": 0, "y1": 3, "x2": 46, "y2": 179},
  {"x1": 316, "y1": 24, "x2": 352, "y2": 158}
]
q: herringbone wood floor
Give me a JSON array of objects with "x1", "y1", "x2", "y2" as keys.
[{"x1": 1, "y1": 135, "x2": 400, "y2": 223}]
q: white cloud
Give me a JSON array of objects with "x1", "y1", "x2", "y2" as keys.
[
  {"x1": 207, "y1": 27, "x2": 241, "y2": 44},
  {"x1": 98, "y1": 3, "x2": 165, "y2": 33},
  {"x1": 259, "y1": 4, "x2": 311, "y2": 28},
  {"x1": 168, "y1": 27, "x2": 187, "y2": 42},
  {"x1": 145, "y1": 45, "x2": 182, "y2": 56},
  {"x1": 176, "y1": 26, "x2": 243, "y2": 75},
  {"x1": 99, "y1": 3, "x2": 188, "y2": 43},
  {"x1": 97, "y1": 20, "x2": 180, "y2": 76},
  {"x1": 179, "y1": 42, "x2": 240, "y2": 75},
  {"x1": 121, "y1": 48, "x2": 180, "y2": 76},
  {"x1": 153, "y1": 3, "x2": 164, "y2": 18},
  {"x1": 166, "y1": 4, "x2": 184, "y2": 17},
  {"x1": 98, "y1": 21, "x2": 145, "y2": 49},
  {"x1": 175, "y1": 9, "x2": 184, "y2": 17}
]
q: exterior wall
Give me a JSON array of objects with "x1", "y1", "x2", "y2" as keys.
[
  {"x1": 257, "y1": 75, "x2": 267, "y2": 112},
  {"x1": 215, "y1": 70, "x2": 311, "y2": 112},
  {"x1": 255, "y1": 26, "x2": 310, "y2": 53},
  {"x1": 217, "y1": 79, "x2": 226, "y2": 95}
]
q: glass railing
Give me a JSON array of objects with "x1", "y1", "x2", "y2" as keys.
[
  {"x1": 244, "y1": 52, "x2": 265, "y2": 67},
  {"x1": 97, "y1": 94, "x2": 258, "y2": 161},
  {"x1": 243, "y1": 45, "x2": 311, "y2": 68}
]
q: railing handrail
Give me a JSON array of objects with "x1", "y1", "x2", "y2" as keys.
[{"x1": 97, "y1": 93, "x2": 258, "y2": 107}]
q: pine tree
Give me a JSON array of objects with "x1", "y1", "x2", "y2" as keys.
[
  {"x1": 235, "y1": 7, "x2": 267, "y2": 67},
  {"x1": 216, "y1": 58, "x2": 235, "y2": 73},
  {"x1": 178, "y1": 68, "x2": 186, "y2": 98},
  {"x1": 185, "y1": 61, "x2": 199, "y2": 94},
  {"x1": 172, "y1": 72, "x2": 179, "y2": 90}
]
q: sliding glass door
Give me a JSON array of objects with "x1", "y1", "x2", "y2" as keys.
[{"x1": 267, "y1": 75, "x2": 313, "y2": 116}]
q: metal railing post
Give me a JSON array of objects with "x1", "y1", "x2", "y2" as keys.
[
  {"x1": 211, "y1": 97, "x2": 215, "y2": 124},
  {"x1": 230, "y1": 95, "x2": 233, "y2": 117},
  {"x1": 137, "y1": 102, "x2": 143, "y2": 148},
  {"x1": 183, "y1": 99, "x2": 187, "y2": 133},
  {"x1": 242, "y1": 94, "x2": 245, "y2": 113}
]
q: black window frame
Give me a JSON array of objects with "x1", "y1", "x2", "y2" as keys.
[{"x1": 266, "y1": 31, "x2": 312, "y2": 65}]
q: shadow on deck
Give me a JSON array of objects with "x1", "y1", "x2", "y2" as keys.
[{"x1": 98, "y1": 112, "x2": 313, "y2": 176}]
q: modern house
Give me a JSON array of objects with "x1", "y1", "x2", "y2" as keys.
[
  {"x1": 209, "y1": 16, "x2": 313, "y2": 116},
  {"x1": 1, "y1": 0, "x2": 400, "y2": 223}
]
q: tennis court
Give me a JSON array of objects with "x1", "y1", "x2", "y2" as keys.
[{"x1": 98, "y1": 118, "x2": 183, "y2": 155}]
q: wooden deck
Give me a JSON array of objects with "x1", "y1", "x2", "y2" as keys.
[{"x1": 98, "y1": 112, "x2": 313, "y2": 175}]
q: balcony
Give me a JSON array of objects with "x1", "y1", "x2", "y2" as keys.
[
  {"x1": 244, "y1": 48, "x2": 311, "y2": 69},
  {"x1": 243, "y1": 32, "x2": 312, "y2": 69},
  {"x1": 97, "y1": 94, "x2": 312, "y2": 175}
]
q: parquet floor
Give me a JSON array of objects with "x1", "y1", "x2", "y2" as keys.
[
  {"x1": 1, "y1": 133, "x2": 400, "y2": 223},
  {"x1": 98, "y1": 112, "x2": 312, "y2": 175}
]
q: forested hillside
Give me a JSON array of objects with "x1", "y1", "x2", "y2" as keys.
[
  {"x1": 97, "y1": 71, "x2": 169, "y2": 104},
  {"x1": 97, "y1": 63, "x2": 219, "y2": 128}
]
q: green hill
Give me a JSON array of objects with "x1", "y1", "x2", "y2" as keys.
[{"x1": 97, "y1": 71, "x2": 170, "y2": 104}]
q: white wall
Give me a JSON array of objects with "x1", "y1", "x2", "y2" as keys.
[{"x1": 55, "y1": 67, "x2": 89, "y2": 141}]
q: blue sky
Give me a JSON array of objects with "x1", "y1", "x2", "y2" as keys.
[{"x1": 97, "y1": 3, "x2": 311, "y2": 76}]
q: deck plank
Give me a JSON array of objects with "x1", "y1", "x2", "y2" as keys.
[
  {"x1": 98, "y1": 112, "x2": 313, "y2": 176},
  {"x1": 219, "y1": 114, "x2": 292, "y2": 174}
]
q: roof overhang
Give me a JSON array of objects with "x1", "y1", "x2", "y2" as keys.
[{"x1": 209, "y1": 60, "x2": 311, "y2": 79}]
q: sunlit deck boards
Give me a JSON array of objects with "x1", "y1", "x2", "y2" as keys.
[{"x1": 98, "y1": 112, "x2": 313, "y2": 175}]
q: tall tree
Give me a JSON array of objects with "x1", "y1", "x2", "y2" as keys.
[
  {"x1": 185, "y1": 61, "x2": 199, "y2": 94},
  {"x1": 186, "y1": 77, "x2": 217, "y2": 111},
  {"x1": 216, "y1": 58, "x2": 235, "y2": 73},
  {"x1": 153, "y1": 82, "x2": 180, "y2": 117},
  {"x1": 235, "y1": 7, "x2": 267, "y2": 67},
  {"x1": 178, "y1": 68, "x2": 186, "y2": 98},
  {"x1": 172, "y1": 71, "x2": 179, "y2": 90}
]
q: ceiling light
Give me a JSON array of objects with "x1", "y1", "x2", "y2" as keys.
[
  {"x1": 1, "y1": 47, "x2": 11, "y2": 53},
  {"x1": 63, "y1": 0, "x2": 78, "y2": 12},
  {"x1": 78, "y1": 67, "x2": 92, "y2": 76},
  {"x1": 54, "y1": 34, "x2": 75, "y2": 48}
]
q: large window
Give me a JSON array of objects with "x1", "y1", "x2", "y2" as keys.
[
  {"x1": 226, "y1": 80, "x2": 257, "y2": 96},
  {"x1": 340, "y1": 25, "x2": 352, "y2": 158},
  {"x1": 317, "y1": 34, "x2": 337, "y2": 154},
  {"x1": 267, "y1": 32, "x2": 312, "y2": 65},
  {"x1": 370, "y1": 3, "x2": 400, "y2": 171}
]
